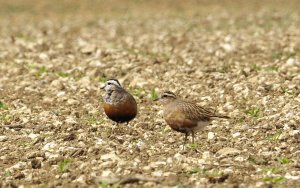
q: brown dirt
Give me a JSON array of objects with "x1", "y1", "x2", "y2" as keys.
[{"x1": 1, "y1": 0, "x2": 300, "y2": 187}]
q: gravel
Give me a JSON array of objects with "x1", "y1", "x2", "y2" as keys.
[{"x1": 1, "y1": 0, "x2": 300, "y2": 187}]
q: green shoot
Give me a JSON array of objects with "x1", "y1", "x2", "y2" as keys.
[
  {"x1": 57, "y1": 159, "x2": 71, "y2": 173},
  {"x1": 161, "y1": 126, "x2": 171, "y2": 134},
  {"x1": 280, "y1": 87, "x2": 293, "y2": 95},
  {"x1": 267, "y1": 130, "x2": 282, "y2": 142},
  {"x1": 188, "y1": 143, "x2": 199, "y2": 150},
  {"x1": 4, "y1": 171, "x2": 11, "y2": 177},
  {"x1": 36, "y1": 66, "x2": 47, "y2": 77},
  {"x1": 250, "y1": 64, "x2": 261, "y2": 72},
  {"x1": 245, "y1": 107, "x2": 261, "y2": 118},
  {"x1": 57, "y1": 72, "x2": 70, "y2": 78},
  {"x1": 130, "y1": 87, "x2": 143, "y2": 98},
  {"x1": 0, "y1": 101, "x2": 8, "y2": 110},
  {"x1": 150, "y1": 89, "x2": 159, "y2": 101},
  {"x1": 278, "y1": 157, "x2": 289, "y2": 164},
  {"x1": 98, "y1": 77, "x2": 108, "y2": 83},
  {"x1": 265, "y1": 65, "x2": 279, "y2": 72},
  {"x1": 263, "y1": 176, "x2": 284, "y2": 184}
]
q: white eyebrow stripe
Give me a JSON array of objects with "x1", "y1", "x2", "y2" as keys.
[
  {"x1": 107, "y1": 80, "x2": 121, "y2": 87},
  {"x1": 162, "y1": 92, "x2": 176, "y2": 98}
]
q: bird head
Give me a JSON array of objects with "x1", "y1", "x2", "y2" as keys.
[{"x1": 100, "y1": 79, "x2": 122, "y2": 91}]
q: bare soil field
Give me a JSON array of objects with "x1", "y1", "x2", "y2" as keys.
[{"x1": 1, "y1": 0, "x2": 300, "y2": 187}]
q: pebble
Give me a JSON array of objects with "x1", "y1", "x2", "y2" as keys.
[
  {"x1": 101, "y1": 152, "x2": 120, "y2": 162},
  {"x1": 101, "y1": 170, "x2": 113, "y2": 177},
  {"x1": 0, "y1": 136, "x2": 8, "y2": 142},
  {"x1": 217, "y1": 147, "x2": 241, "y2": 157},
  {"x1": 208, "y1": 132, "x2": 215, "y2": 140},
  {"x1": 42, "y1": 142, "x2": 57, "y2": 151},
  {"x1": 232, "y1": 132, "x2": 241, "y2": 138},
  {"x1": 81, "y1": 44, "x2": 96, "y2": 54},
  {"x1": 202, "y1": 151, "x2": 210, "y2": 159},
  {"x1": 67, "y1": 99, "x2": 80, "y2": 105},
  {"x1": 56, "y1": 91, "x2": 66, "y2": 97},
  {"x1": 65, "y1": 116, "x2": 77, "y2": 125},
  {"x1": 152, "y1": 170, "x2": 163, "y2": 177}
]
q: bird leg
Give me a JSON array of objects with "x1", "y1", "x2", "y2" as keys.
[
  {"x1": 191, "y1": 130, "x2": 199, "y2": 152},
  {"x1": 183, "y1": 132, "x2": 188, "y2": 150},
  {"x1": 191, "y1": 131, "x2": 195, "y2": 144},
  {"x1": 111, "y1": 122, "x2": 118, "y2": 134}
]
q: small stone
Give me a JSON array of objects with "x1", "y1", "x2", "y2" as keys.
[
  {"x1": 89, "y1": 60, "x2": 102, "y2": 67},
  {"x1": 28, "y1": 133, "x2": 39, "y2": 140},
  {"x1": 232, "y1": 132, "x2": 240, "y2": 138},
  {"x1": 149, "y1": 161, "x2": 167, "y2": 168},
  {"x1": 223, "y1": 168, "x2": 234, "y2": 174},
  {"x1": 101, "y1": 170, "x2": 113, "y2": 177},
  {"x1": 65, "y1": 116, "x2": 77, "y2": 125},
  {"x1": 285, "y1": 173, "x2": 300, "y2": 180},
  {"x1": 95, "y1": 138, "x2": 104, "y2": 145},
  {"x1": 136, "y1": 140, "x2": 146, "y2": 151},
  {"x1": 96, "y1": 176, "x2": 119, "y2": 184},
  {"x1": 221, "y1": 43, "x2": 234, "y2": 52},
  {"x1": 174, "y1": 153, "x2": 183, "y2": 161},
  {"x1": 14, "y1": 172, "x2": 25, "y2": 179},
  {"x1": 234, "y1": 156, "x2": 245, "y2": 162},
  {"x1": 208, "y1": 132, "x2": 215, "y2": 140},
  {"x1": 67, "y1": 99, "x2": 80, "y2": 105},
  {"x1": 27, "y1": 151, "x2": 45, "y2": 159},
  {"x1": 73, "y1": 175, "x2": 86, "y2": 183},
  {"x1": 61, "y1": 173, "x2": 69, "y2": 178},
  {"x1": 152, "y1": 170, "x2": 163, "y2": 177},
  {"x1": 286, "y1": 58, "x2": 295, "y2": 66},
  {"x1": 42, "y1": 142, "x2": 57, "y2": 151},
  {"x1": 167, "y1": 137, "x2": 176, "y2": 143},
  {"x1": 0, "y1": 136, "x2": 8, "y2": 142},
  {"x1": 166, "y1": 157, "x2": 173, "y2": 164},
  {"x1": 142, "y1": 166, "x2": 151, "y2": 171},
  {"x1": 217, "y1": 147, "x2": 241, "y2": 157},
  {"x1": 101, "y1": 152, "x2": 120, "y2": 162},
  {"x1": 39, "y1": 53, "x2": 49, "y2": 61},
  {"x1": 202, "y1": 151, "x2": 210, "y2": 159},
  {"x1": 289, "y1": 130, "x2": 300, "y2": 136},
  {"x1": 240, "y1": 124, "x2": 249, "y2": 130},
  {"x1": 81, "y1": 45, "x2": 96, "y2": 54},
  {"x1": 10, "y1": 161, "x2": 27, "y2": 170},
  {"x1": 57, "y1": 91, "x2": 66, "y2": 97}
]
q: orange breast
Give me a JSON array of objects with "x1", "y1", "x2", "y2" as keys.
[
  {"x1": 103, "y1": 98, "x2": 137, "y2": 123},
  {"x1": 164, "y1": 106, "x2": 197, "y2": 133}
]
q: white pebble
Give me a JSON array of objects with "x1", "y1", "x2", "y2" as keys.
[
  {"x1": 0, "y1": 136, "x2": 8, "y2": 142},
  {"x1": 207, "y1": 132, "x2": 215, "y2": 140}
]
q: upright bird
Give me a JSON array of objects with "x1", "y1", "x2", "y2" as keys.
[
  {"x1": 156, "y1": 91, "x2": 229, "y2": 148},
  {"x1": 101, "y1": 79, "x2": 137, "y2": 125}
]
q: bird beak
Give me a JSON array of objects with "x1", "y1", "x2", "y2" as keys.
[{"x1": 100, "y1": 83, "x2": 106, "y2": 89}]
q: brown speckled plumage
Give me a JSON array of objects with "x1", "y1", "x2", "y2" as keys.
[{"x1": 158, "y1": 91, "x2": 229, "y2": 148}]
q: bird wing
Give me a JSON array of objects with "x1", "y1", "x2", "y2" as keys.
[{"x1": 180, "y1": 101, "x2": 222, "y2": 121}]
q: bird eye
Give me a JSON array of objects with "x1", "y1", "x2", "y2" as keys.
[{"x1": 107, "y1": 82, "x2": 111, "y2": 85}]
